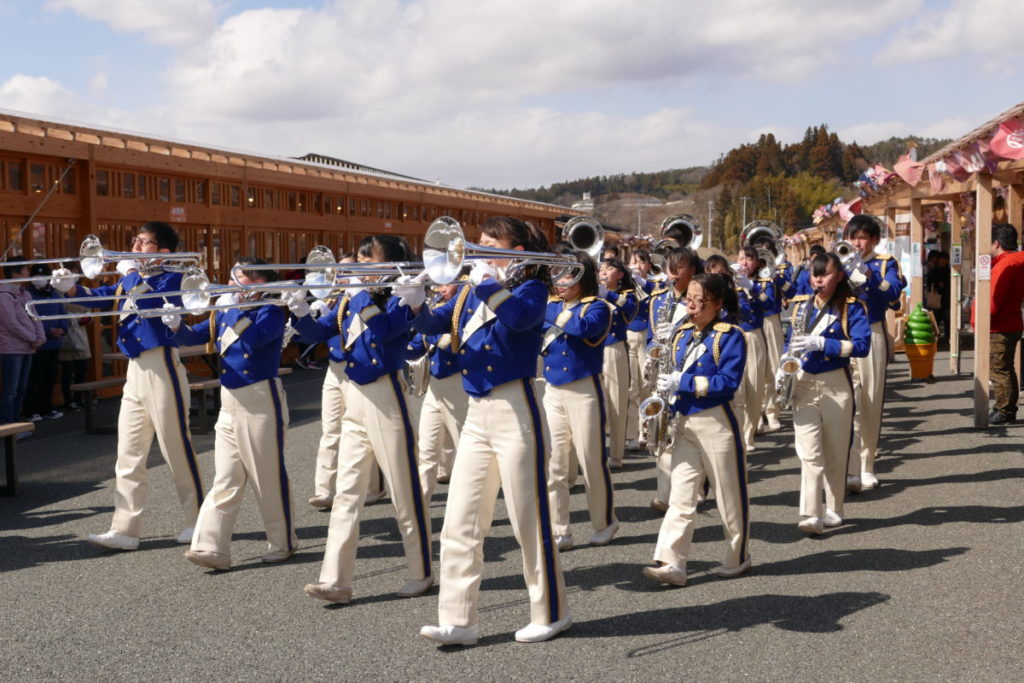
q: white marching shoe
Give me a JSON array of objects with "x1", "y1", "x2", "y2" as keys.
[
  {"x1": 515, "y1": 614, "x2": 572, "y2": 643},
  {"x1": 588, "y1": 521, "x2": 619, "y2": 547},
  {"x1": 176, "y1": 527, "x2": 196, "y2": 544},
  {"x1": 420, "y1": 624, "x2": 480, "y2": 646},
  {"x1": 396, "y1": 576, "x2": 435, "y2": 598},
  {"x1": 85, "y1": 531, "x2": 139, "y2": 551},
  {"x1": 822, "y1": 509, "x2": 843, "y2": 527},
  {"x1": 798, "y1": 516, "x2": 824, "y2": 535},
  {"x1": 860, "y1": 472, "x2": 879, "y2": 490},
  {"x1": 554, "y1": 534, "x2": 574, "y2": 551}
]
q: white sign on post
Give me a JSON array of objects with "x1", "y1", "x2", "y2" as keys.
[
  {"x1": 951, "y1": 245, "x2": 962, "y2": 266},
  {"x1": 911, "y1": 242, "x2": 923, "y2": 277},
  {"x1": 978, "y1": 253, "x2": 992, "y2": 281}
]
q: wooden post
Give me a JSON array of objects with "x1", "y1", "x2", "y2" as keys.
[
  {"x1": 1009, "y1": 184, "x2": 1024, "y2": 387},
  {"x1": 909, "y1": 197, "x2": 924, "y2": 310},
  {"x1": 974, "y1": 174, "x2": 994, "y2": 427},
  {"x1": 949, "y1": 202, "x2": 962, "y2": 375}
]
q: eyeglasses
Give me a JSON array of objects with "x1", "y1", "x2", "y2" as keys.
[
  {"x1": 131, "y1": 236, "x2": 159, "y2": 248},
  {"x1": 685, "y1": 297, "x2": 706, "y2": 306}
]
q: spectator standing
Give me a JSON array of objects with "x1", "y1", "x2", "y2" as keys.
[
  {"x1": 979, "y1": 223, "x2": 1024, "y2": 425},
  {"x1": 23, "y1": 264, "x2": 68, "y2": 421},
  {"x1": 60, "y1": 302, "x2": 92, "y2": 410},
  {"x1": 0, "y1": 257, "x2": 45, "y2": 433}
]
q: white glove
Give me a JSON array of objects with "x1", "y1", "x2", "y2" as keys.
[
  {"x1": 801, "y1": 335, "x2": 826, "y2": 352},
  {"x1": 655, "y1": 320, "x2": 675, "y2": 339},
  {"x1": 160, "y1": 302, "x2": 181, "y2": 331},
  {"x1": 788, "y1": 335, "x2": 807, "y2": 355},
  {"x1": 116, "y1": 259, "x2": 140, "y2": 276},
  {"x1": 50, "y1": 268, "x2": 78, "y2": 293},
  {"x1": 214, "y1": 292, "x2": 238, "y2": 308},
  {"x1": 310, "y1": 300, "x2": 331, "y2": 318},
  {"x1": 393, "y1": 275, "x2": 426, "y2": 309},
  {"x1": 470, "y1": 261, "x2": 498, "y2": 285},
  {"x1": 656, "y1": 370, "x2": 683, "y2": 393},
  {"x1": 598, "y1": 284, "x2": 610, "y2": 298},
  {"x1": 774, "y1": 367, "x2": 786, "y2": 384},
  {"x1": 735, "y1": 273, "x2": 753, "y2": 290},
  {"x1": 286, "y1": 292, "x2": 310, "y2": 318}
]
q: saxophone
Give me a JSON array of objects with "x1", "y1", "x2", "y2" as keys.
[
  {"x1": 639, "y1": 291, "x2": 685, "y2": 455},
  {"x1": 774, "y1": 293, "x2": 812, "y2": 410}
]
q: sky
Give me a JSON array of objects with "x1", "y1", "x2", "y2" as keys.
[{"x1": 1, "y1": 0, "x2": 1023, "y2": 190}]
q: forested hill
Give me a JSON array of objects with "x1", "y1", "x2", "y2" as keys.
[{"x1": 477, "y1": 127, "x2": 950, "y2": 247}]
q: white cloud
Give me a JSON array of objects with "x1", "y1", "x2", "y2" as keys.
[
  {"x1": 878, "y1": 0, "x2": 1024, "y2": 71},
  {"x1": 838, "y1": 117, "x2": 972, "y2": 146},
  {"x1": 45, "y1": 0, "x2": 218, "y2": 45}
]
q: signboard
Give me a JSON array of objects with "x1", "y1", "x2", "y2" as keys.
[
  {"x1": 911, "y1": 242, "x2": 923, "y2": 278},
  {"x1": 895, "y1": 220, "x2": 911, "y2": 238},
  {"x1": 978, "y1": 253, "x2": 992, "y2": 281},
  {"x1": 951, "y1": 245, "x2": 962, "y2": 266},
  {"x1": 170, "y1": 206, "x2": 187, "y2": 223}
]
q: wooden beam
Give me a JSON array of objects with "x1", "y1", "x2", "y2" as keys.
[
  {"x1": 949, "y1": 202, "x2": 962, "y2": 375},
  {"x1": 1008, "y1": 183, "x2": 1024, "y2": 235},
  {"x1": 974, "y1": 174, "x2": 994, "y2": 427},
  {"x1": 909, "y1": 197, "x2": 924, "y2": 310}
]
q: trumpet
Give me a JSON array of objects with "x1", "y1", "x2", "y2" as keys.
[
  {"x1": 127, "y1": 268, "x2": 304, "y2": 317},
  {"x1": 833, "y1": 240, "x2": 857, "y2": 267}
]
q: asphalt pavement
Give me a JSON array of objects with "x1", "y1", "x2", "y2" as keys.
[{"x1": 1, "y1": 350, "x2": 1021, "y2": 681}]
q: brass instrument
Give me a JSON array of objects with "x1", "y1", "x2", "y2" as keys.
[
  {"x1": 127, "y1": 268, "x2": 303, "y2": 317},
  {"x1": 560, "y1": 216, "x2": 604, "y2": 259},
  {"x1": 774, "y1": 293, "x2": 812, "y2": 409},
  {"x1": 740, "y1": 220, "x2": 786, "y2": 269},
  {"x1": 660, "y1": 214, "x2": 704, "y2": 249},
  {"x1": 639, "y1": 292, "x2": 686, "y2": 454}
]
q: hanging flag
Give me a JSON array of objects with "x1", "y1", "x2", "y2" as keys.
[
  {"x1": 943, "y1": 154, "x2": 969, "y2": 181},
  {"x1": 928, "y1": 163, "x2": 945, "y2": 193},
  {"x1": 894, "y1": 153, "x2": 925, "y2": 186},
  {"x1": 975, "y1": 138, "x2": 1000, "y2": 173},
  {"x1": 955, "y1": 143, "x2": 988, "y2": 174},
  {"x1": 989, "y1": 119, "x2": 1024, "y2": 159}
]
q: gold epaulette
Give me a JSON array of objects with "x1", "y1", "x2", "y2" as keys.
[
  {"x1": 713, "y1": 321, "x2": 733, "y2": 333},
  {"x1": 619, "y1": 288, "x2": 635, "y2": 295},
  {"x1": 756, "y1": 277, "x2": 772, "y2": 282},
  {"x1": 680, "y1": 321, "x2": 696, "y2": 329},
  {"x1": 651, "y1": 287, "x2": 671, "y2": 296},
  {"x1": 792, "y1": 294, "x2": 811, "y2": 302},
  {"x1": 580, "y1": 296, "x2": 597, "y2": 303},
  {"x1": 548, "y1": 294, "x2": 563, "y2": 303},
  {"x1": 846, "y1": 296, "x2": 859, "y2": 304}
]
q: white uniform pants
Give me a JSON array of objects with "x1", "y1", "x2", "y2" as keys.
[
  {"x1": 438, "y1": 378, "x2": 568, "y2": 628},
  {"x1": 654, "y1": 404, "x2": 749, "y2": 570},
  {"x1": 849, "y1": 321, "x2": 888, "y2": 477},
  {"x1": 110, "y1": 346, "x2": 204, "y2": 537},
  {"x1": 602, "y1": 341, "x2": 629, "y2": 466},
  {"x1": 312, "y1": 361, "x2": 384, "y2": 500},
  {"x1": 192, "y1": 378, "x2": 295, "y2": 558},
  {"x1": 317, "y1": 373, "x2": 431, "y2": 589},
  {"x1": 762, "y1": 314, "x2": 784, "y2": 422},
  {"x1": 545, "y1": 377, "x2": 616, "y2": 537},
  {"x1": 794, "y1": 367, "x2": 853, "y2": 518},
  {"x1": 742, "y1": 329, "x2": 768, "y2": 450},
  {"x1": 418, "y1": 373, "x2": 468, "y2": 503},
  {"x1": 625, "y1": 329, "x2": 647, "y2": 441}
]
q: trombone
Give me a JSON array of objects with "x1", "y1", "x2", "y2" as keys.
[{"x1": 126, "y1": 268, "x2": 307, "y2": 317}]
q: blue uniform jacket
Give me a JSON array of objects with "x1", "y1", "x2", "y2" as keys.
[
  {"x1": 784, "y1": 294, "x2": 872, "y2": 374},
  {"x1": 736, "y1": 286, "x2": 762, "y2": 332},
  {"x1": 774, "y1": 261, "x2": 795, "y2": 305},
  {"x1": 667, "y1": 321, "x2": 746, "y2": 417},
  {"x1": 175, "y1": 303, "x2": 285, "y2": 389},
  {"x1": 81, "y1": 270, "x2": 183, "y2": 358},
  {"x1": 626, "y1": 279, "x2": 657, "y2": 332},
  {"x1": 541, "y1": 296, "x2": 611, "y2": 386},
  {"x1": 26, "y1": 286, "x2": 68, "y2": 351},
  {"x1": 294, "y1": 289, "x2": 414, "y2": 385},
  {"x1": 855, "y1": 253, "x2": 906, "y2": 324},
  {"x1": 602, "y1": 288, "x2": 637, "y2": 347},
  {"x1": 793, "y1": 266, "x2": 812, "y2": 297},
  {"x1": 753, "y1": 277, "x2": 779, "y2": 318},
  {"x1": 406, "y1": 330, "x2": 460, "y2": 380},
  {"x1": 413, "y1": 278, "x2": 547, "y2": 398}
]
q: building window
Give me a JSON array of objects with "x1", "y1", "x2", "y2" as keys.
[
  {"x1": 175, "y1": 178, "x2": 186, "y2": 202},
  {"x1": 196, "y1": 181, "x2": 206, "y2": 204},
  {"x1": 287, "y1": 191, "x2": 297, "y2": 211},
  {"x1": 212, "y1": 183, "x2": 221, "y2": 205},
  {"x1": 96, "y1": 170, "x2": 110, "y2": 197},
  {"x1": 361, "y1": 199, "x2": 370, "y2": 217},
  {"x1": 30, "y1": 164, "x2": 45, "y2": 193},
  {"x1": 383, "y1": 202, "x2": 392, "y2": 220},
  {"x1": 122, "y1": 173, "x2": 136, "y2": 199},
  {"x1": 349, "y1": 198, "x2": 357, "y2": 215},
  {"x1": 137, "y1": 174, "x2": 147, "y2": 200},
  {"x1": 263, "y1": 189, "x2": 273, "y2": 209},
  {"x1": 336, "y1": 196, "x2": 346, "y2": 215},
  {"x1": 246, "y1": 187, "x2": 256, "y2": 207},
  {"x1": 61, "y1": 167, "x2": 76, "y2": 195},
  {"x1": 229, "y1": 184, "x2": 240, "y2": 207},
  {"x1": 158, "y1": 177, "x2": 170, "y2": 202}
]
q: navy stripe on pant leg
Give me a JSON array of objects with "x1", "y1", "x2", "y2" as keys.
[
  {"x1": 522, "y1": 378, "x2": 560, "y2": 623},
  {"x1": 843, "y1": 365, "x2": 856, "y2": 475},
  {"x1": 591, "y1": 375, "x2": 614, "y2": 527},
  {"x1": 162, "y1": 347, "x2": 204, "y2": 507},
  {"x1": 269, "y1": 380, "x2": 293, "y2": 552},
  {"x1": 722, "y1": 403, "x2": 749, "y2": 563},
  {"x1": 388, "y1": 373, "x2": 431, "y2": 578}
]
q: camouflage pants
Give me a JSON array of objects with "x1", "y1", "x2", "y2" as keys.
[{"x1": 990, "y1": 331, "x2": 1021, "y2": 416}]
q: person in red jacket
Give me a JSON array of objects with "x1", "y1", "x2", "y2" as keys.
[{"x1": 981, "y1": 223, "x2": 1024, "y2": 424}]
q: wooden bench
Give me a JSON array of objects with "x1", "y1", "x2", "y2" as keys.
[
  {"x1": 70, "y1": 377, "x2": 128, "y2": 435},
  {"x1": 1, "y1": 422, "x2": 35, "y2": 496}
]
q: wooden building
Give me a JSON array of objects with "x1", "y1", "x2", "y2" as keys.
[{"x1": 0, "y1": 109, "x2": 578, "y2": 388}]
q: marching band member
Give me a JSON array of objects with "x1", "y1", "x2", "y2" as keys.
[
  {"x1": 625, "y1": 249, "x2": 656, "y2": 446},
  {"x1": 161, "y1": 258, "x2": 296, "y2": 569},
  {"x1": 52, "y1": 222, "x2": 204, "y2": 550},
  {"x1": 646, "y1": 247, "x2": 698, "y2": 513},
  {"x1": 643, "y1": 273, "x2": 750, "y2": 586},
  {"x1": 308, "y1": 250, "x2": 386, "y2": 511},
  {"x1": 843, "y1": 215, "x2": 906, "y2": 491},
  {"x1": 406, "y1": 277, "x2": 469, "y2": 505},
  {"x1": 784, "y1": 252, "x2": 870, "y2": 534},
  {"x1": 412, "y1": 216, "x2": 569, "y2": 646},
  {"x1": 598, "y1": 257, "x2": 637, "y2": 469},
  {"x1": 794, "y1": 245, "x2": 826, "y2": 296},
  {"x1": 749, "y1": 247, "x2": 783, "y2": 433},
  {"x1": 297, "y1": 235, "x2": 432, "y2": 604},
  {"x1": 545, "y1": 252, "x2": 618, "y2": 551}
]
